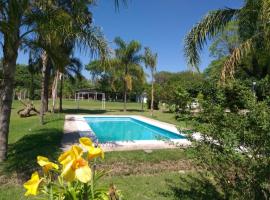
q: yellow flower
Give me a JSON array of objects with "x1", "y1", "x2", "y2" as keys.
[
  {"x1": 79, "y1": 137, "x2": 104, "y2": 160},
  {"x1": 23, "y1": 171, "x2": 42, "y2": 196},
  {"x1": 79, "y1": 137, "x2": 93, "y2": 149},
  {"x1": 88, "y1": 146, "x2": 104, "y2": 160},
  {"x1": 58, "y1": 145, "x2": 83, "y2": 166},
  {"x1": 61, "y1": 157, "x2": 92, "y2": 183},
  {"x1": 59, "y1": 145, "x2": 91, "y2": 183},
  {"x1": 37, "y1": 156, "x2": 58, "y2": 173}
]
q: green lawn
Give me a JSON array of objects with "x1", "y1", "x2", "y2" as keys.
[{"x1": 0, "y1": 100, "x2": 206, "y2": 200}]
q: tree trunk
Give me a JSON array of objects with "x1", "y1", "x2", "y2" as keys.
[
  {"x1": 123, "y1": 66, "x2": 128, "y2": 112},
  {"x1": 44, "y1": 64, "x2": 50, "y2": 112},
  {"x1": 151, "y1": 70, "x2": 154, "y2": 116},
  {"x1": 29, "y1": 73, "x2": 34, "y2": 100},
  {"x1": 0, "y1": 35, "x2": 19, "y2": 161},
  {"x1": 123, "y1": 83, "x2": 127, "y2": 112},
  {"x1": 59, "y1": 74, "x2": 63, "y2": 112},
  {"x1": 51, "y1": 71, "x2": 59, "y2": 113},
  {"x1": 40, "y1": 51, "x2": 48, "y2": 125}
]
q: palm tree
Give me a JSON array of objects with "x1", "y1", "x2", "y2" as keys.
[
  {"x1": 0, "y1": 0, "x2": 123, "y2": 161},
  {"x1": 27, "y1": 0, "x2": 109, "y2": 121},
  {"x1": 114, "y1": 37, "x2": 142, "y2": 112},
  {"x1": 144, "y1": 47, "x2": 158, "y2": 116},
  {"x1": 0, "y1": 0, "x2": 36, "y2": 161},
  {"x1": 184, "y1": 0, "x2": 269, "y2": 82}
]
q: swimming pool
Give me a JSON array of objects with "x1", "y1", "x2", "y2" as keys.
[{"x1": 84, "y1": 117, "x2": 185, "y2": 143}]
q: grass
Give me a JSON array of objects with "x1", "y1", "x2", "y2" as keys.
[
  {"x1": 0, "y1": 99, "x2": 211, "y2": 200},
  {"x1": 0, "y1": 171, "x2": 222, "y2": 200}
]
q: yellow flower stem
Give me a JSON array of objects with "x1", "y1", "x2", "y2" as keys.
[
  {"x1": 49, "y1": 184, "x2": 53, "y2": 200},
  {"x1": 91, "y1": 160, "x2": 96, "y2": 199},
  {"x1": 83, "y1": 183, "x2": 88, "y2": 200}
]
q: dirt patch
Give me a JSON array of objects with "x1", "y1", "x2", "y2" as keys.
[
  {"x1": 0, "y1": 159, "x2": 195, "y2": 185},
  {"x1": 98, "y1": 159, "x2": 195, "y2": 176}
]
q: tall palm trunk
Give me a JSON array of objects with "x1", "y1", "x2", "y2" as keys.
[
  {"x1": 123, "y1": 65, "x2": 128, "y2": 112},
  {"x1": 0, "y1": 33, "x2": 19, "y2": 161},
  {"x1": 51, "y1": 70, "x2": 60, "y2": 113},
  {"x1": 40, "y1": 51, "x2": 48, "y2": 125},
  {"x1": 29, "y1": 73, "x2": 35, "y2": 100},
  {"x1": 44, "y1": 69, "x2": 49, "y2": 112},
  {"x1": 150, "y1": 70, "x2": 154, "y2": 116},
  {"x1": 59, "y1": 74, "x2": 63, "y2": 112}
]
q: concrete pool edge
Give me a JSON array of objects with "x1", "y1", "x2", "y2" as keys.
[{"x1": 62, "y1": 115, "x2": 191, "y2": 151}]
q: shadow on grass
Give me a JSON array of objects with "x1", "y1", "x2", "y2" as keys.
[
  {"x1": 161, "y1": 174, "x2": 223, "y2": 200},
  {"x1": 61, "y1": 108, "x2": 107, "y2": 114},
  {"x1": 2, "y1": 128, "x2": 62, "y2": 181},
  {"x1": 62, "y1": 108, "x2": 145, "y2": 114},
  {"x1": 124, "y1": 109, "x2": 144, "y2": 112}
]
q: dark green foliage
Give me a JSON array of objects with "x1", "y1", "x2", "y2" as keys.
[
  {"x1": 256, "y1": 75, "x2": 270, "y2": 104},
  {"x1": 192, "y1": 88, "x2": 270, "y2": 199},
  {"x1": 62, "y1": 77, "x2": 92, "y2": 98},
  {"x1": 155, "y1": 71, "x2": 204, "y2": 103},
  {"x1": 147, "y1": 97, "x2": 159, "y2": 110},
  {"x1": 14, "y1": 64, "x2": 41, "y2": 99},
  {"x1": 222, "y1": 81, "x2": 255, "y2": 112},
  {"x1": 204, "y1": 57, "x2": 227, "y2": 82}
]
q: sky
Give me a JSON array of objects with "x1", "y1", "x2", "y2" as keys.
[{"x1": 16, "y1": 0, "x2": 244, "y2": 79}]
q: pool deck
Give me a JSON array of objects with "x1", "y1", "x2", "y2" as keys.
[{"x1": 62, "y1": 115, "x2": 191, "y2": 151}]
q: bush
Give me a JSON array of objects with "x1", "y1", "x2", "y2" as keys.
[{"x1": 191, "y1": 94, "x2": 270, "y2": 199}]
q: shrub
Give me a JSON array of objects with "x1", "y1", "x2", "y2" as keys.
[{"x1": 191, "y1": 96, "x2": 270, "y2": 199}]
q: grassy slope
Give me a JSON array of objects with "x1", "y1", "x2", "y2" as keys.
[{"x1": 0, "y1": 100, "x2": 198, "y2": 200}]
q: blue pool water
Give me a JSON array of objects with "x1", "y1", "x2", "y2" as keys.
[{"x1": 84, "y1": 117, "x2": 185, "y2": 142}]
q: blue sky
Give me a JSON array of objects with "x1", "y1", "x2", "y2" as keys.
[{"x1": 16, "y1": 0, "x2": 243, "y2": 79}]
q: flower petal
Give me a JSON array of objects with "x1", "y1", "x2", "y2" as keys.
[
  {"x1": 88, "y1": 147, "x2": 104, "y2": 160},
  {"x1": 79, "y1": 137, "x2": 93, "y2": 150},
  {"x1": 23, "y1": 171, "x2": 41, "y2": 196},
  {"x1": 71, "y1": 145, "x2": 83, "y2": 158},
  {"x1": 58, "y1": 150, "x2": 72, "y2": 165},
  {"x1": 75, "y1": 165, "x2": 92, "y2": 183},
  {"x1": 61, "y1": 161, "x2": 76, "y2": 182},
  {"x1": 37, "y1": 156, "x2": 58, "y2": 172}
]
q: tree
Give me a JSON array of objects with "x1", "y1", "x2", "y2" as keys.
[
  {"x1": 154, "y1": 71, "x2": 204, "y2": 104},
  {"x1": 27, "y1": 1, "x2": 109, "y2": 120},
  {"x1": 184, "y1": 0, "x2": 270, "y2": 81},
  {"x1": 144, "y1": 47, "x2": 157, "y2": 116},
  {"x1": 114, "y1": 37, "x2": 143, "y2": 112},
  {"x1": 86, "y1": 55, "x2": 146, "y2": 102},
  {"x1": 0, "y1": 0, "x2": 124, "y2": 161},
  {"x1": 0, "y1": 0, "x2": 35, "y2": 161}
]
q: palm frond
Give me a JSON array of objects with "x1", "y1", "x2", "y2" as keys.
[
  {"x1": 220, "y1": 35, "x2": 258, "y2": 82},
  {"x1": 114, "y1": 37, "x2": 126, "y2": 50},
  {"x1": 114, "y1": 0, "x2": 128, "y2": 11},
  {"x1": 184, "y1": 8, "x2": 239, "y2": 71},
  {"x1": 144, "y1": 47, "x2": 157, "y2": 70},
  {"x1": 75, "y1": 25, "x2": 110, "y2": 60}
]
